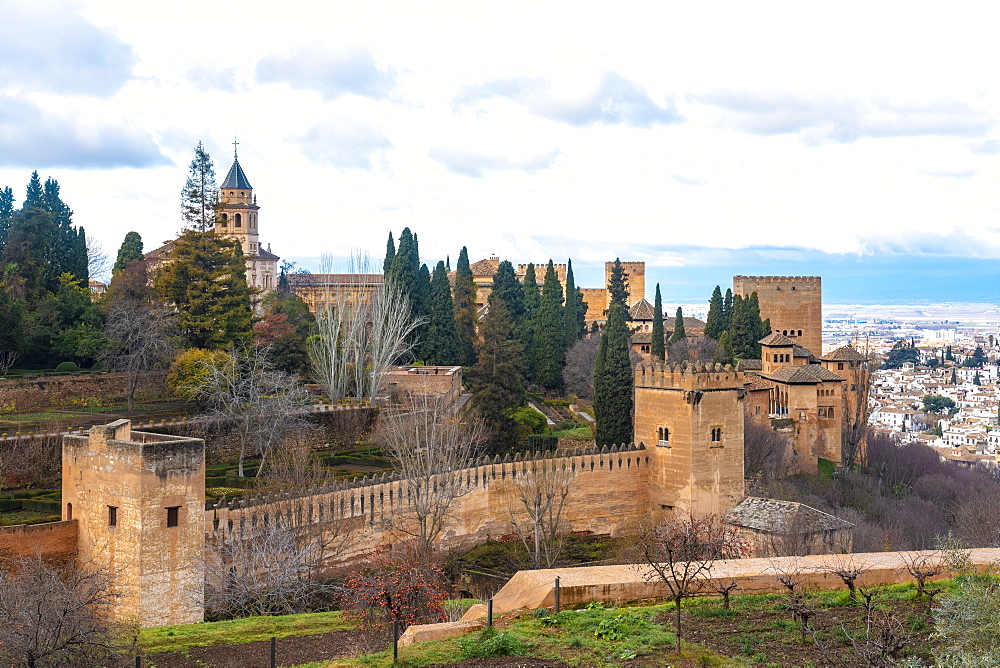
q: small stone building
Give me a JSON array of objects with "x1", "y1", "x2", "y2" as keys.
[{"x1": 725, "y1": 497, "x2": 853, "y2": 557}]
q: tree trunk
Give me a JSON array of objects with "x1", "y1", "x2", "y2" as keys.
[{"x1": 675, "y1": 594, "x2": 683, "y2": 652}]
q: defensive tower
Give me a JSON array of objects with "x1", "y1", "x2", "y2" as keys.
[
  {"x1": 62, "y1": 420, "x2": 206, "y2": 626},
  {"x1": 733, "y1": 276, "x2": 822, "y2": 356},
  {"x1": 634, "y1": 362, "x2": 745, "y2": 516}
]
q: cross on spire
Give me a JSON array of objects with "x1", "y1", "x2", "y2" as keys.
[{"x1": 233, "y1": 137, "x2": 239, "y2": 159}]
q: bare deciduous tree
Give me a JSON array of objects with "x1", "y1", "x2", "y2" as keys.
[
  {"x1": 377, "y1": 391, "x2": 484, "y2": 558},
  {"x1": 309, "y1": 254, "x2": 422, "y2": 402},
  {"x1": 825, "y1": 554, "x2": 868, "y2": 602},
  {"x1": 191, "y1": 344, "x2": 313, "y2": 477},
  {"x1": 0, "y1": 557, "x2": 137, "y2": 667},
  {"x1": 101, "y1": 302, "x2": 176, "y2": 411},
  {"x1": 900, "y1": 551, "x2": 942, "y2": 600},
  {"x1": 640, "y1": 514, "x2": 752, "y2": 652},
  {"x1": 508, "y1": 457, "x2": 575, "y2": 569},
  {"x1": 744, "y1": 415, "x2": 789, "y2": 483},
  {"x1": 204, "y1": 519, "x2": 336, "y2": 619},
  {"x1": 0, "y1": 349, "x2": 19, "y2": 378},
  {"x1": 841, "y1": 342, "x2": 876, "y2": 469}
]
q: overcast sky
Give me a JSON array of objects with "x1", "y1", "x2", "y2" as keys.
[{"x1": 2, "y1": 0, "x2": 999, "y2": 302}]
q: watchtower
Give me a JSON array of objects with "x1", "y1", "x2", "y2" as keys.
[
  {"x1": 634, "y1": 362, "x2": 745, "y2": 517},
  {"x1": 734, "y1": 276, "x2": 822, "y2": 356},
  {"x1": 62, "y1": 420, "x2": 205, "y2": 626},
  {"x1": 607, "y1": 261, "x2": 646, "y2": 305}
]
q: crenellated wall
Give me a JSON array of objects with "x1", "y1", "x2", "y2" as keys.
[{"x1": 205, "y1": 444, "x2": 649, "y2": 564}]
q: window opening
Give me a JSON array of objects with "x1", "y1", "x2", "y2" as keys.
[
  {"x1": 108, "y1": 506, "x2": 117, "y2": 527},
  {"x1": 166, "y1": 506, "x2": 180, "y2": 528}
]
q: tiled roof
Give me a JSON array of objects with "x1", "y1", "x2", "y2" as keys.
[
  {"x1": 221, "y1": 158, "x2": 252, "y2": 189},
  {"x1": 726, "y1": 497, "x2": 854, "y2": 533},
  {"x1": 629, "y1": 298, "x2": 656, "y2": 321},
  {"x1": 255, "y1": 247, "x2": 280, "y2": 260},
  {"x1": 737, "y1": 359, "x2": 763, "y2": 371},
  {"x1": 469, "y1": 258, "x2": 499, "y2": 276},
  {"x1": 823, "y1": 345, "x2": 866, "y2": 362},
  {"x1": 761, "y1": 365, "x2": 845, "y2": 384},
  {"x1": 759, "y1": 332, "x2": 794, "y2": 346},
  {"x1": 793, "y1": 344, "x2": 818, "y2": 360}
]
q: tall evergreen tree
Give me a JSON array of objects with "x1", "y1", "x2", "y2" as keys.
[
  {"x1": 491, "y1": 260, "x2": 525, "y2": 325},
  {"x1": 113, "y1": 232, "x2": 144, "y2": 275},
  {"x1": 181, "y1": 141, "x2": 218, "y2": 231},
  {"x1": 520, "y1": 263, "x2": 541, "y2": 380},
  {"x1": 0, "y1": 186, "x2": 13, "y2": 253},
  {"x1": 469, "y1": 294, "x2": 525, "y2": 455},
  {"x1": 722, "y1": 288, "x2": 733, "y2": 332},
  {"x1": 23, "y1": 172, "x2": 43, "y2": 208},
  {"x1": 704, "y1": 285, "x2": 724, "y2": 339},
  {"x1": 593, "y1": 298, "x2": 633, "y2": 446},
  {"x1": 421, "y1": 261, "x2": 460, "y2": 364},
  {"x1": 727, "y1": 294, "x2": 752, "y2": 360},
  {"x1": 153, "y1": 230, "x2": 253, "y2": 349},
  {"x1": 387, "y1": 228, "x2": 421, "y2": 307},
  {"x1": 669, "y1": 307, "x2": 686, "y2": 344},
  {"x1": 563, "y1": 259, "x2": 582, "y2": 348},
  {"x1": 533, "y1": 260, "x2": 565, "y2": 392},
  {"x1": 607, "y1": 258, "x2": 629, "y2": 312},
  {"x1": 651, "y1": 283, "x2": 665, "y2": 359},
  {"x1": 383, "y1": 232, "x2": 395, "y2": 275},
  {"x1": 1, "y1": 206, "x2": 59, "y2": 301},
  {"x1": 452, "y1": 247, "x2": 478, "y2": 366}
]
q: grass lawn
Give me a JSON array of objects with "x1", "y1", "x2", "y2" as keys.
[
  {"x1": 140, "y1": 611, "x2": 352, "y2": 655},
  {"x1": 552, "y1": 425, "x2": 593, "y2": 440}
]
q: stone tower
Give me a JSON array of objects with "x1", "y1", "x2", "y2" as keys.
[
  {"x1": 634, "y1": 362, "x2": 745, "y2": 517},
  {"x1": 606, "y1": 261, "x2": 646, "y2": 305},
  {"x1": 734, "y1": 276, "x2": 822, "y2": 356},
  {"x1": 214, "y1": 145, "x2": 279, "y2": 293},
  {"x1": 62, "y1": 420, "x2": 206, "y2": 626}
]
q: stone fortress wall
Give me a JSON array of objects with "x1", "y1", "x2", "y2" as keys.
[{"x1": 734, "y1": 275, "x2": 822, "y2": 356}]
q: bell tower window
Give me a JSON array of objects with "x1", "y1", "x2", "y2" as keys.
[
  {"x1": 220, "y1": 213, "x2": 228, "y2": 225},
  {"x1": 235, "y1": 213, "x2": 242, "y2": 227}
]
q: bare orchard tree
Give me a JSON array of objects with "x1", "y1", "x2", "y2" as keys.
[
  {"x1": 86, "y1": 235, "x2": 112, "y2": 284},
  {"x1": 640, "y1": 514, "x2": 752, "y2": 652},
  {"x1": 0, "y1": 557, "x2": 137, "y2": 667},
  {"x1": 841, "y1": 341, "x2": 876, "y2": 469},
  {"x1": 204, "y1": 519, "x2": 337, "y2": 619},
  {"x1": 377, "y1": 391, "x2": 485, "y2": 558},
  {"x1": 309, "y1": 254, "x2": 422, "y2": 402},
  {"x1": 101, "y1": 301, "x2": 176, "y2": 411},
  {"x1": 508, "y1": 457, "x2": 575, "y2": 569},
  {"x1": 191, "y1": 344, "x2": 313, "y2": 477},
  {"x1": 0, "y1": 349, "x2": 18, "y2": 378},
  {"x1": 744, "y1": 415, "x2": 789, "y2": 483},
  {"x1": 824, "y1": 553, "x2": 869, "y2": 602}
]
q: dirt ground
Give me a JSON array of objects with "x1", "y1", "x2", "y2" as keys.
[{"x1": 146, "y1": 629, "x2": 365, "y2": 667}]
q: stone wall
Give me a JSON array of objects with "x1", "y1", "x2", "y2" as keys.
[
  {"x1": 0, "y1": 372, "x2": 168, "y2": 411},
  {"x1": 0, "y1": 520, "x2": 78, "y2": 569},
  {"x1": 733, "y1": 276, "x2": 822, "y2": 357},
  {"x1": 206, "y1": 444, "x2": 648, "y2": 566}
]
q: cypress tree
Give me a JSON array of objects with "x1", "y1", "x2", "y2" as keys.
[
  {"x1": 491, "y1": 260, "x2": 525, "y2": 325},
  {"x1": 453, "y1": 246, "x2": 478, "y2": 366},
  {"x1": 651, "y1": 283, "x2": 665, "y2": 359},
  {"x1": 669, "y1": 307, "x2": 686, "y2": 344},
  {"x1": 704, "y1": 285, "x2": 724, "y2": 339},
  {"x1": 607, "y1": 258, "x2": 629, "y2": 311},
  {"x1": 153, "y1": 230, "x2": 253, "y2": 349},
  {"x1": 747, "y1": 292, "x2": 764, "y2": 357},
  {"x1": 728, "y1": 294, "x2": 753, "y2": 360},
  {"x1": 564, "y1": 259, "x2": 582, "y2": 347},
  {"x1": 387, "y1": 228, "x2": 419, "y2": 300},
  {"x1": 383, "y1": 232, "x2": 395, "y2": 275},
  {"x1": 421, "y1": 261, "x2": 460, "y2": 365},
  {"x1": 0, "y1": 186, "x2": 13, "y2": 253},
  {"x1": 715, "y1": 331, "x2": 735, "y2": 365},
  {"x1": 113, "y1": 232, "x2": 144, "y2": 276},
  {"x1": 594, "y1": 299, "x2": 633, "y2": 446},
  {"x1": 180, "y1": 142, "x2": 218, "y2": 231},
  {"x1": 533, "y1": 260, "x2": 566, "y2": 392},
  {"x1": 521, "y1": 263, "x2": 541, "y2": 380},
  {"x1": 722, "y1": 288, "x2": 733, "y2": 332},
  {"x1": 469, "y1": 293, "x2": 525, "y2": 455}
]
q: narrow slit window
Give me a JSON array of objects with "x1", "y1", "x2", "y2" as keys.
[
  {"x1": 166, "y1": 506, "x2": 180, "y2": 528},
  {"x1": 108, "y1": 506, "x2": 117, "y2": 527}
]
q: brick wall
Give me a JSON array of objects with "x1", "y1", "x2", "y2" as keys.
[{"x1": 0, "y1": 520, "x2": 78, "y2": 569}]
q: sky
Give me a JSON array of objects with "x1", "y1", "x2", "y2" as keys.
[{"x1": 2, "y1": 0, "x2": 999, "y2": 303}]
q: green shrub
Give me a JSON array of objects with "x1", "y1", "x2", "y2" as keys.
[
  {"x1": 594, "y1": 612, "x2": 651, "y2": 640},
  {"x1": 458, "y1": 627, "x2": 525, "y2": 659},
  {"x1": 54, "y1": 361, "x2": 80, "y2": 374}
]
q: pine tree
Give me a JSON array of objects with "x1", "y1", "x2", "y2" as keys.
[
  {"x1": 181, "y1": 141, "x2": 218, "y2": 231},
  {"x1": 533, "y1": 261, "x2": 566, "y2": 392},
  {"x1": 421, "y1": 261, "x2": 460, "y2": 365},
  {"x1": 469, "y1": 294, "x2": 525, "y2": 455},
  {"x1": 669, "y1": 307, "x2": 686, "y2": 344},
  {"x1": 113, "y1": 232, "x2": 144, "y2": 275},
  {"x1": 651, "y1": 283, "x2": 665, "y2": 359},
  {"x1": 521, "y1": 263, "x2": 541, "y2": 381},
  {"x1": 704, "y1": 285, "x2": 724, "y2": 339},
  {"x1": 594, "y1": 298, "x2": 633, "y2": 446},
  {"x1": 452, "y1": 247, "x2": 477, "y2": 366},
  {"x1": 1, "y1": 206, "x2": 60, "y2": 300},
  {"x1": 23, "y1": 171, "x2": 43, "y2": 208},
  {"x1": 153, "y1": 230, "x2": 253, "y2": 349},
  {"x1": 383, "y1": 232, "x2": 395, "y2": 275}
]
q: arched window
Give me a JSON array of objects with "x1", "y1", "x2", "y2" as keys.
[
  {"x1": 235, "y1": 213, "x2": 242, "y2": 227},
  {"x1": 783, "y1": 330, "x2": 788, "y2": 335},
  {"x1": 798, "y1": 330, "x2": 803, "y2": 337},
  {"x1": 711, "y1": 427, "x2": 722, "y2": 442},
  {"x1": 220, "y1": 213, "x2": 228, "y2": 224},
  {"x1": 658, "y1": 427, "x2": 670, "y2": 445},
  {"x1": 66, "y1": 503, "x2": 72, "y2": 521}
]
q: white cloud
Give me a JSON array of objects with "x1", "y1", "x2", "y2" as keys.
[
  {"x1": 428, "y1": 148, "x2": 559, "y2": 178},
  {"x1": 256, "y1": 47, "x2": 395, "y2": 100},
  {"x1": 300, "y1": 119, "x2": 392, "y2": 171}
]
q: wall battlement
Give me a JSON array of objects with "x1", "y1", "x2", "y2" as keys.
[
  {"x1": 733, "y1": 275, "x2": 821, "y2": 287},
  {"x1": 634, "y1": 362, "x2": 743, "y2": 391}
]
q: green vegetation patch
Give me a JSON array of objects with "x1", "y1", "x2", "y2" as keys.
[
  {"x1": 0, "y1": 412, "x2": 70, "y2": 422},
  {"x1": 140, "y1": 610, "x2": 352, "y2": 655},
  {"x1": 552, "y1": 425, "x2": 593, "y2": 440}
]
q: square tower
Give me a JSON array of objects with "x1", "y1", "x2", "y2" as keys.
[
  {"x1": 634, "y1": 362, "x2": 745, "y2": 517},
  {"x1": 734, "y1": 276, "x2": 822, "y2": 356},
  {"x1": 62, "y1": 420, "x2": 205, "y2": 626},
  {"x1": 606, "y1": 261, "x2": 646, "y2": 305}
]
